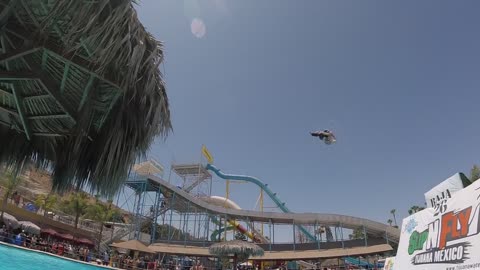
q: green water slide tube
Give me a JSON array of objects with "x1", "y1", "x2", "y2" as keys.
[{"x1": 210, "y1": 216, "x2": 235, "y2": 241}]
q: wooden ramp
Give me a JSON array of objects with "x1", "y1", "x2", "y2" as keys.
[{"x1": 148, "y1": 242, "x2": 393, "y2": 260}]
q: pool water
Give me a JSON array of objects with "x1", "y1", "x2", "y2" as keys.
[{"x1": 0, "y1": 243, "x2": 105, "y2": 270}]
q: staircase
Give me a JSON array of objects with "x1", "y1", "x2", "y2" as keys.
[
  {"x1": 184, "y1": 177, "x2": 206, "y2": 193},
  {"x1": 99, "y1": 224, "x2": 134, "y2": 252}
]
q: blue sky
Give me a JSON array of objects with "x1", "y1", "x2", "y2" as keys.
[{"x1": 135, "y1": 0, "x2": 480, "y2": 227}]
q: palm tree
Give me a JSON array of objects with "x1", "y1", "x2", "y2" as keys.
[
  {"x1": 387, "y1": 219, "x2": 393, "y2": 226},
  {"x1": 408, "y1": 205, "x2": 425, "y2": 215},
  {"x1": 390, "y1": 209, "x2": 397, "y2": 227},
  {"x1": 0, "y1": 174, "x2": 21, "y2": 220},
  {"x1": 34, "y1": 194, "x2": 58, "y2": 216},
  {"x1": 85, "y1": 199, "x2": 121, "y2": 246},
  {"x1": 60, "y1": 192, "x2": 90, "y2": 228},
  {"x1": 349, "y1": 227, "x2": 365, "y2": 240}
]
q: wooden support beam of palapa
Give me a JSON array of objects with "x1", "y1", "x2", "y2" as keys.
[
  {"x1": 28, "y1": 66, "x2": 78, "y2": 124},
  {"x1": 0, "y1": 46, "x2": 40, "y2": 63},
  {"x1": 0, "y1": 104, "x2": 18, "y2": 116},
  {"x1": 0, "y1": 69, "x2": 36, "y2": 80},
  {"x1": 4, "y1": 25, "x2": 122, "y2": 92}
]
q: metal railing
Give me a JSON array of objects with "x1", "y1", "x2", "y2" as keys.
[
  {"x1": 99, "y1": 224, "x2": 135, "y2": 252},
  {"x1": 0, "y1": 232, "x2": 159, "y2": 270},
  {"x1": 0, "y1": 230, "x2": 384, "y2": 270}
]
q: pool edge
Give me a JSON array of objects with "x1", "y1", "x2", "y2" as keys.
[{"x1": 0, "y1": 242, "x2": 120, "y2": 270}]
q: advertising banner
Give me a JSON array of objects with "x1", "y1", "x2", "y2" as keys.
[
  {"x1": 383, "y1": 257, "x2": 395, "y2": 270},
  {"x1": 424, "y1": 173, "x2": 471, "y2": 209},
  {"x1": 396, "y1": 179, "x2": 480, "y2": 269}
]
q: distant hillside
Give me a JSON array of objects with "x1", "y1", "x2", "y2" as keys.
[
  {"x1": 0, "y1": 167, "x2": 132, "y2": 218},
  {"x1": 0, "y1": 166, "x2": 52, "y2": 200},
  {"x1": 22, "y1": 168, "x2": 53, "y2": 196}
]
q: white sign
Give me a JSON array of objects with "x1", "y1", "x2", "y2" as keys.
[
  {"x1": 396, "y1": 179, "x2": 480, "y2": 269},
  {"x1": 424, "y1": 173, "x2": 471, "y2": 210}
]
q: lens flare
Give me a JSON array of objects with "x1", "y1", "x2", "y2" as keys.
[{"x1": 191, "y1": 18, "x2": 206, "y2": 38}]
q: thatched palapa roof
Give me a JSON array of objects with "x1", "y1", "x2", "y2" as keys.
[
  {"x1": 111, "y1": 239, "x2": 154, "y2": 254},
  {"x1": 209, "y1": 240, "x2": 265, "y2": 267},
  {"x1": 0, "y1": 0, "x2": 171, "y2": 194},
  {"x1": 209, "y1": 240, "x2": 265, "y2": 258}
]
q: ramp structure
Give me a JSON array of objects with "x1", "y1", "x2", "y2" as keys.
[{"x1": 116, "y1": 161, "x2": 398, "y2": 262}]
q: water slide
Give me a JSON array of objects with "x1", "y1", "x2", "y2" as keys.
[
  {"x1": 203, "y1": 197, "x2": 318, "y2": 270},
  {"x1": 209, "y1": 221, "x2": 234, "y2": 241},
  {"x1": 201, "y1": 196, "x2": 268, "y2": 243},
  {"x1": 144, "y1": 174, "x2": 398, "y2": 262},
  {"x1": 206, "y1": 164, "x2": 317, "y2": 242}
]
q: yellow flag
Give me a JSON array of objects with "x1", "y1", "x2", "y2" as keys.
[{"x1": 202, "y1": 145, "x2": 214, "y2": 164}]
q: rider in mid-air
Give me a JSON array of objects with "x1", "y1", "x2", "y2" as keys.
[{"x1": 310, "y1": 130, "x2": 336, "y2": 145}]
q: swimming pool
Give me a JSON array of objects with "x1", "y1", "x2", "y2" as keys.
[{"x1": 0, "y1": 243, "x2": 106, "y2": 270}]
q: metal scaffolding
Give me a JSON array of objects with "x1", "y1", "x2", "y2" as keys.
[
  {"x1": 171, "y1": 163, "x2": 212, "y2": 195},
  {"x1": 124, "y1": 160, "x2": 166, "y2": 243}
]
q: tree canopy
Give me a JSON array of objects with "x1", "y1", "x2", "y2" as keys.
[
  {"x1": 34, "y1": 194, "x2": 58, "y2": 216},
  {"x1": 408, "y1": 205, "x2": 425, "y2": 215},
  {"x1": 59, "y1": 192, "x2": 90, "y2": 228},
  {"x1": 141, "y1": 222, "x2": 193, "y2": 241},
  {"x1": 349, "y1": 227, "x2": 365, "y2": 240},
  {"x1": 470, "y1": 165, "x2": 480, "y2": 182},
  {"x1": 0, "y1": 173, "x2": 21, "y2": 220}
]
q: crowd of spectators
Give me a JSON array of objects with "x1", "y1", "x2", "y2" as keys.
[
  {"x1": 0, "y1": 222, "x2": 210, "y2": 270},
  {"x1": 0, "y1": 223, "x2": 94, "y2": 260}
]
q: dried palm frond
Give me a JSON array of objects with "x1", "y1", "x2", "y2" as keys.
[{"x1": 0, "y1": 0, "x2": 171, "y2": 195}]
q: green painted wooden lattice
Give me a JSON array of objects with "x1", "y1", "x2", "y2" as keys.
[{"x1": 0, "y1": 0, "x2": 171, "y2": 195}]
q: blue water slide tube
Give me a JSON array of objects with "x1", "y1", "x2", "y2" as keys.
[{"x1": 206, "y1": 164, "x2": 316, "y2": 242}]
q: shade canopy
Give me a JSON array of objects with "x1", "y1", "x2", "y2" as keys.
[
  {"x1": 18, "y1": 220, "x2": 40, "y2": 235},
  {"x1": 2, "y1": 213, "x2": 19, "y2": 229},
  {"x1": 111, "y1": 239, "x2": 155, "y2": 254},
  {"x1": 57, "y1": 233, "x2": 74, "y2": 240},
  {"x1": 209, "y1": 240, "x2": 265, "y2": 258},
  {"x1": 209, "y1": 240, "x2": 264, "y2": 268},
  {"x1": 0, "y1": 0, "x2": 171, "y2": 195},
  {"x1": 40, "y1": 228, "x2": 58, "y2": 235},
  {"x1": 133, "y1": 160, "x2": 164, "y2": 176},
  {"x1": 76, "y1": 238, "x2": 94, "y2": 246}
]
